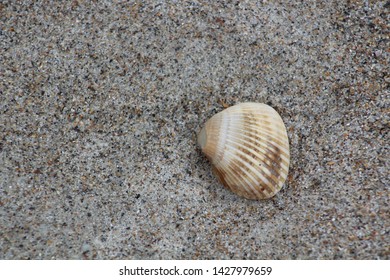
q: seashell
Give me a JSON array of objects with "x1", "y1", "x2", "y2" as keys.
[{"x1": 198, "y1": 102, "x2": 290, "y2": 200}]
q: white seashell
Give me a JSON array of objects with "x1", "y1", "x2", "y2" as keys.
[{"x1": 198, "y1": 102, "x2": 290, "y2": 200}]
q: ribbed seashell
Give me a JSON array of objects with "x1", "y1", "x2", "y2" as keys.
[{"x1": 198, "y1": 102, "x2": 290, "y2": 200}]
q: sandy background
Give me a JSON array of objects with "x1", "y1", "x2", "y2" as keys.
[{"x1": 1, "y1": 0, "x2": 389, "y2": 259}]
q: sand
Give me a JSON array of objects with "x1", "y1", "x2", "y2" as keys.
[{"x1": 0, "y1": 0, "x2": 389, "y2": 259}]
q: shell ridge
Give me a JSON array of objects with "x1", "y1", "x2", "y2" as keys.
[
  {"x1": 231, "y1": 121, "x2": 289, "y2": 152},
  {"x1": 224, "y1": 137, "x2": 281, "y2": 195},
  {"x1": 227, "y1": 131, "x2": 289, "y2": 173},
  {"x1": 243, "y1": 121, "x2": 287, "y2": 140},
  {"x1": 227, "y1": 114, "x2": 287, "y2": 132},
  {"x1": 222, "y1": 145, "x2": 274, "y2": 198},
  {"x1": 207, "y1": 113, "x2": 259, "y2": 198},
  {"x1": 226, "y1": 132, "x2": 284, "y2": 179},
  {"x1": 233, "y1": 125, "x2": 290, "y2": 159},
  {"x1": 224, "y1": 137, "x2": 283, "y2": 190},
  {"x1": 227, "y1": 130, "x2": 289, "y2": 168},
  {"x1": 231, "y1": 118, "x2": 289, "y2": 146},
  {"x1": 219, "y1": 148, "x2": 265, "y2": 198},
  {"x1": 214, "y1": 154, "x2": 259, "y2": 198}
]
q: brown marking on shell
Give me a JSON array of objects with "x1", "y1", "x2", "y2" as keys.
[
  {"x1": 266, "y1": 146, "x2": 283, "y2": 179},
  {"x1": 232, "y1": 124, "x2": 288, "y2": 180},
  {"x1": 239, "y1": 131, "x2": 289, "y2": 169},
  {"x1": 239, "y1": 143, "x2": 277, "y2": 191},
  {"x1": 225, "y1": 157, "x2": 261, "y2": 199},
  {"x1": 233, "y1": 153, "x2": 266, "y2": 198},
  {"x1": 233, "y1": 145, "x2": 277, "y2": 197},
  {"x1": 232, "y1": 124, "x2": 289, "y2": 159},
  {"x1": 214, "y1": 162, "x2": 255, "y2": 199},
  {"x1": 212, "y1": 166, "x2": 229, "y2": 190}
]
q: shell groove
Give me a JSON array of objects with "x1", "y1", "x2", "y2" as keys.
[{"x1": 198, "y1": 102, "x2": 290, "y2": 200}]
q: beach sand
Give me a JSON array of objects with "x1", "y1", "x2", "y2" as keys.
[{"x1": 1, "y1": 0, "x2": 388, "y2": 259}]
